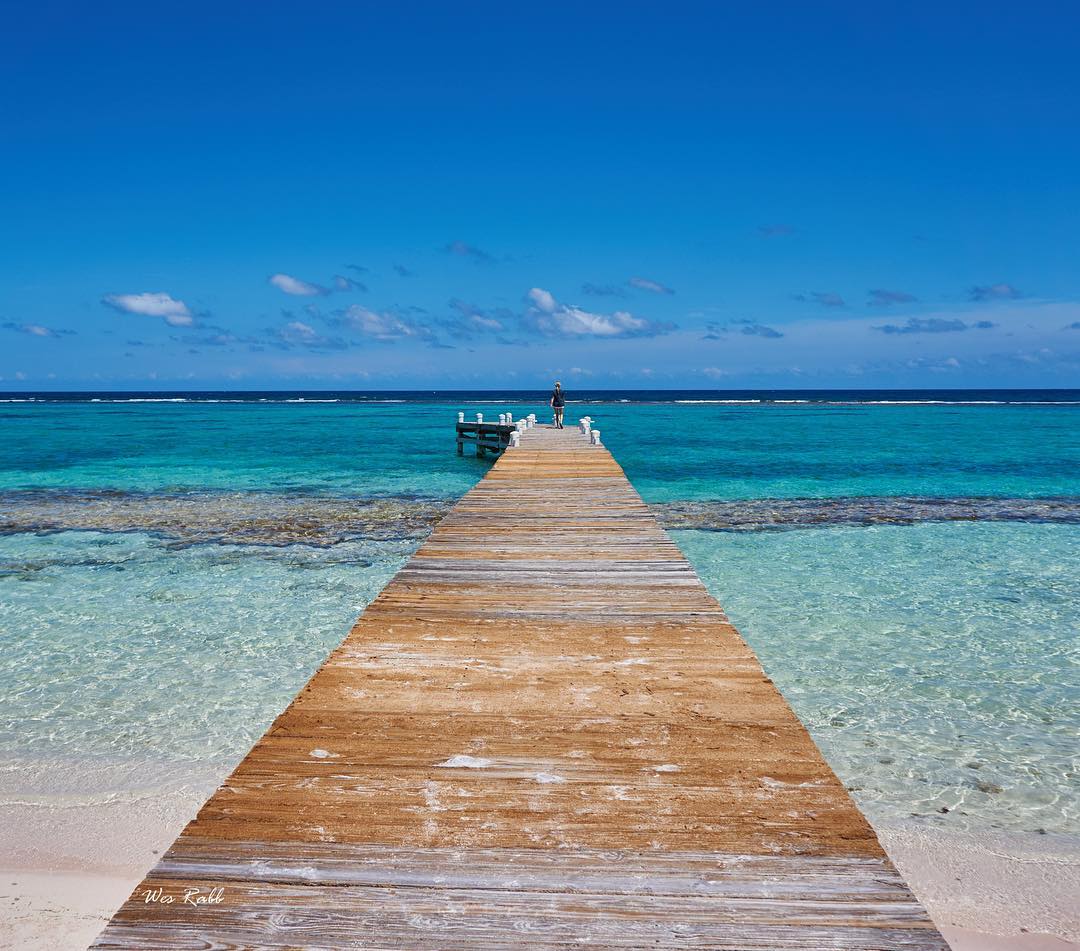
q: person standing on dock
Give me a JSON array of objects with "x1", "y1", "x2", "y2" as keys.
[{"x1": 550, "y1": 381, "x2": 566, "y2": 428}]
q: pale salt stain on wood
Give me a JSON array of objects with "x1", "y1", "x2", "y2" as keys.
[{"x1": 92, "y1": 424, "x2": 949, "y2": 949}]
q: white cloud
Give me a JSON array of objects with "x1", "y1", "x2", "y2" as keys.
[
  {"x1": 284, "y1": 320, "x2": 317, "y2": 339},
  {"x1": 339, "y1": 305, "x2": 428, "y2": 341},
  {"x1": 528, "y1": 287, "x2": 558, "y2": 313},
  {"x1": 269, "y1": 273, "x2": 326, "y2": 296},
  {"x1": 525, "y1": 287, "x2": 672, "y2": 338},
  {"x1": 102, "y1": 292, "x2": 194, "y2": 327},
  {"x1": 552, "y1": 306, "x2": 647, "y2": 336}
]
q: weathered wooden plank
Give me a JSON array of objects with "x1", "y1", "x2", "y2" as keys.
[
  {"x1": 98, "y1": 891, "x2": 945, "y2": 951},
  {"x1": 92, "y1": 423, "x2": 948, "y2": 949}
]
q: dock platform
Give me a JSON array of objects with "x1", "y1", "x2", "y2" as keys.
[
  {"x1": 93, "y1": 424, "x2": 947, "y2": 949},
  {"x1": 455, "y1": 415, "x2": 519, "y2": 456}
]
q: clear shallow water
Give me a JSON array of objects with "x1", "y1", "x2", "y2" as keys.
[
  {"x1": 0, "y1": 393, "x2": 1077, "y2": 835},
  {"x1": 677, "y1": 523, "x2": 1079, "y2": 835},
  {"x1": 0, "y1": 531, "x2": 415, "y2": 766}
]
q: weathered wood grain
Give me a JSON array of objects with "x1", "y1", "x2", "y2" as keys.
[{"x1": 92, "y1": 424, "x2": 949, "y2": 949}]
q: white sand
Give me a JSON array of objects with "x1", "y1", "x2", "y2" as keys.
[
  {"x1": 1, "y1": 788, "x2": 1077, "y2": 950},
  {"x1": 878, "y1": 824, "x2": 1080, "y2": 949},
  {"x1": 0, "y1": 759, "x2": 216, "y2": 950}
]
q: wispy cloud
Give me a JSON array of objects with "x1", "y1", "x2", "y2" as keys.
[
  {"x1": 438, "y1": 299, "x2": 508, "y2": 339},
  {"x1": 270, "y1": 272, "x2": 367, "y2": 297},
  {"x1": 628, "y1": 276, "x2": 674, "y2": 295},
  {"x1": 102, "y1": 292, "x2": 195, "y2": 327},
  {"x1": 272, "y1": 320, "x2": 348, "y2": 350},
  {"x1": 393, "y1": 263, "x2": 414, "y2": 278},
  {"x1": 524, "y1": 287, "x2": 674, "y2": 338},
  {"x1": 2, "y1": 321, "x2": 76, "y2": 338},
  {"x1": 739, "y1": 322, "x2": 784, "y2": 338},
  {"x1": 969, "y1": 282, "x2": 1022, "y2": 302},
  {"x1": 333, "y1": 304, "x2": 435, "y2": 342},
  {"x1": 176, "y1": 330, "x2": 260, "y2": 348},
  {"x1": 757, "y1": 224, "x2": 794, "y2": 238},
  {"x1": 269, "y1": 273, "x2": 328, "y2": 296},
  {"x1": 443, "y1": 240, "x2": 496, "y2": 264},
  {"x1": 873, "y1": 317, "x2": 995, "y2": 335},
  {"x1": 795, "y1": 291, "x2": 846, "y2": 308},
  {"x1": 868, "y1": 288, "x2": 918, "y2": 306},
  {"x1": 581, "y1": 282, "x2": 628, "y2": 298},
  {"x1": 701, "y1": 319, "x2": 783, "y2": 339},
  {"x1": 333, "y1": 274, "x2": 366, "y2": 292}
]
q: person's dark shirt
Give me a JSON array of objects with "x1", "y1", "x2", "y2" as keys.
[{"x1": 551, "y1": 388, "x2": 565, "y2": 407}]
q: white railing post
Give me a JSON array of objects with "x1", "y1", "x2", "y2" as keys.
[
  {"x1": 476, "y1": 413, "x2": 483, "y2": 424},
  {"x1": 591, "y1": 429, "x2": 601, "y2": 445},
  {"x1": 458, "y1": 412, "x2": 465, "y2": 423}
]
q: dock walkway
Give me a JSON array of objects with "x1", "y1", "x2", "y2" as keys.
[{"x1": 94, "y1": 424, "x2": 947, "y2": 949}]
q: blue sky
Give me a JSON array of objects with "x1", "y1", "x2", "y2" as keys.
[{"x1": 2, "y1": 1, "x2": 1079, "y2": 389}]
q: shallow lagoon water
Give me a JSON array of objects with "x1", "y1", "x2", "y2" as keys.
[
  {"x1": 0, "y1": 531, "x2": 415, "y2": 765},
  {"x1": 0, "y1": 395, "x2": 1077, "y2": 836}
]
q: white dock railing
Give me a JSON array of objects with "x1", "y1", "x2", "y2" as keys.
[{"x1": 455, "y1": 410, "x2": 600, "y2": 454}]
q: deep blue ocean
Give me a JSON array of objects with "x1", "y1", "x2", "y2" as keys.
[{"x1": 1, "y1": 390, "x2": 1077, "y2": 838}]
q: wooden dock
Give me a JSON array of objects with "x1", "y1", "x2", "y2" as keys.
[{"x1": 93, "y1": 424, "x2": 948, "y2": 949}]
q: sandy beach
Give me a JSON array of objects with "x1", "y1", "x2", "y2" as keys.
[{"x1": 1, "y1": 766, "x2": 1077, "y2": 951}]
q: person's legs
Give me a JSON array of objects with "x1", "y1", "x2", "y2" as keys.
[{"x1": 555, "y1": 407, "x2": 564, "y2": 428}]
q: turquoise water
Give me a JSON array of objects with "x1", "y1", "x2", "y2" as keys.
[
  {"x1": 0, "y1": 400, "x2": 1077, "y2": 498},
  {"x1": 0, "y1": 396, "x2": 1077, "y2": 835}
]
